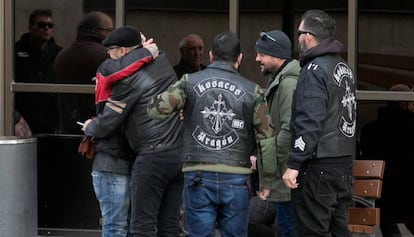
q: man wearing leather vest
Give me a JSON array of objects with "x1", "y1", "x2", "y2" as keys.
[
  {"x1": 283, "y1": 10, "x2": 357, "y2": 237},
  {"x1": 148, "y1": 31, "x2": 277, "y2": 237}
]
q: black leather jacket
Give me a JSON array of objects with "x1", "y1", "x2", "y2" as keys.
[
  {"x1": 183, "y1": 61, "x2": 256, "y2": 167},
  {"x1": 85, "y1": 52, "x2": 183, "y2": 155},
  {"x1": 91, "y1": 48, "x2": 153, "y2": 174},
  {"x1": 288, "y1": 38, "x2": 357, "y2": 170}
]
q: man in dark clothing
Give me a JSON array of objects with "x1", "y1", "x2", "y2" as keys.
[
  {"x1": 173, "y1": 33, "x2": 206, "y2": 79},
  {"x1": 148, "y1": 31, "x2": 277, "y2": 237},
  {"x1": 54, "y1": 11, "x2": 113, "y2": 134},
  {"x1": 82, "y1": 26, "x2": 183, "y2": 237},
  {"x1": 360, "y1": 83, "x2": 414, "y2": 237},
  {"x1": 86, "y1": 26, "x2": 158, "y2": 237},
  {"x1": 283, "y1": 10, "x2": 357, "y2": 237},
  {"x1": 14, "y1": 9, "x2": 62, "y2": 134}
]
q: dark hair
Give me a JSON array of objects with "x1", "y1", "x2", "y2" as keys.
[
  {"x1": 211, "y1": 31, "x2": 240, "y2": 63},
  {"x1": 29, "y1": 9, "x2": 52, "y2": 26},
  {"x1": 301, "y1": 9, "x2": 336, "y2": 42},
  {"x1": 77, "y1": 11, "x2": 111, "y2": 32}
]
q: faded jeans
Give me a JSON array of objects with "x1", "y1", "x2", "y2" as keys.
[{"x1": 92, "y1": 170, "x2": 131, "y2": 237}]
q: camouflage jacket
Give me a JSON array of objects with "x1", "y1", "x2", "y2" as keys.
[{"x1": 148, "y1": 61, "x2": 277, "y2": 189}]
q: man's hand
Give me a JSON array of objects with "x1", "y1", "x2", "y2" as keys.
[
  {"x1": 257, "y1": 189, "x2": 270, "y2": 200},
  {"x1": 141, "y1": 33, "x2": 159, "y2": 59},
  {"x1": 250, "y1": 155, "x2": 257, "y2": 171},
  {"x1": 282, "y1": 168, "x2": 299, "y2": 189},
  {"x1": 81, "y1": 118, "x2": 93, "y2": 132},
  {"x1": 179, "y1": 109, "x2": 184, "y2": 121}
]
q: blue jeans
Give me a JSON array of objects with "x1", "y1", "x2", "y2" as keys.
[
  {"x1": 92, "y1": 171, "x2": 131, "y2": 237},
  {"x1": 275, "y1": 201, "x2": 295, "y2": 237},
  {"x1": 184, "y1": 172, "x2": 250, "y2": 237}
]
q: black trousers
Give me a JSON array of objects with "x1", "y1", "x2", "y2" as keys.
[
  {"x1": 291, "y1": 159, "x2": 353, "y2": 237},
  {"x1": 129, "y1": 149, "x2": 184, "y2": 237}
]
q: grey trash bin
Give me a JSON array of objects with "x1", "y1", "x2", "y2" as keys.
[{"x1": 0, "y1": 136, "x2": 37, "y2": 237}]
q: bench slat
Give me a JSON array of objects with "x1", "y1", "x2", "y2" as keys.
[
  {"x1": 352, "y1": 160, "x2": 385, "y2": 178},
  {"x1": 353, "y1": 179, "x2": 382, "y2": 198},
  {"x1": 349, "y1": 207, "x2": 380, "y2": 225}
]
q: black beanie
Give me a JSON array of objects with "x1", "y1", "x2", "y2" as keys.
[
  {"x1": 102, "y1": 26, "x2": 141, "y2": 47},
  {"x1": 255, "y1": 30, "x2": 292, "y2": 59}
]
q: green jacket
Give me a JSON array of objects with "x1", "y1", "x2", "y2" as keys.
[{"x1": 265, "y1": 59, "x2": 300, "y2": 202}]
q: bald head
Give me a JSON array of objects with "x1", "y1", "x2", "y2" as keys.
[
  {"x1": 179, "y1": 34, "x2": 204, "y2": 48},
  {"x1": 178, "y1": 34, "x2": 205, "y2": 71}
]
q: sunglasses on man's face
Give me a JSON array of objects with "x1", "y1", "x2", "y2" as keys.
[
  {"x1": 34, "y1": 21, "x2": 54, "y2": 29},
  {"x1": 297, "y1": 30, "x2": 315, "y2": 37}
]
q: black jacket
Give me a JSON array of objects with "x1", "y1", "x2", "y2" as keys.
[
  {"x1": 91, "y1": 48, "x2": 153, "y2": 174},
  {"x1": 85, "y1": 52, "x2": 183, "y2": 155},
  {"x1": 14, "y1": 32, "x2": 62, "y2": 133},
  {"x1": 288, "y1": 38, "x2": 357, "y2": 170},
  {"x1": 173, "y1": 59, "x2": 206, "y2": 79}
]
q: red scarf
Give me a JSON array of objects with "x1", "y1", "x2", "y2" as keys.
[{"x1": 95, "y1": 56, "x2": 152, "y2": 104}]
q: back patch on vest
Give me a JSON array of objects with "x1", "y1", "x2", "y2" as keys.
[
  {"x1": 192, "y1": 78, "x2": 246, "y2": 150},
  {"x1": 333, "y1": 62, "x2": 356, "y2": 138}
]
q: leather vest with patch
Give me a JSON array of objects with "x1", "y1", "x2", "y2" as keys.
[
  {"x1": 313, "y1": 54, "x2": 356, "y2": 157},
  {"x1": 183, "y1": 62, "x2": 256, "y2": 167}
]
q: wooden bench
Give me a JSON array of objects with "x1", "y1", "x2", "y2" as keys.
[{"x1": 348, "y1": 160, "x2": 386, "y2": 235}]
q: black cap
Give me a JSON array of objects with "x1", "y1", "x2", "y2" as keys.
[
  {"x1": 255, "y1": 30, "x2": 292, "y2": 59},
  {"x1": 102, "y1": 26, "x2": 141, "y2": 47}
]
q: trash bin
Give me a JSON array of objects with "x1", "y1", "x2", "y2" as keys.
[{"x1": 0, "y1": 136, "x2": 37, "y2": 237}]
